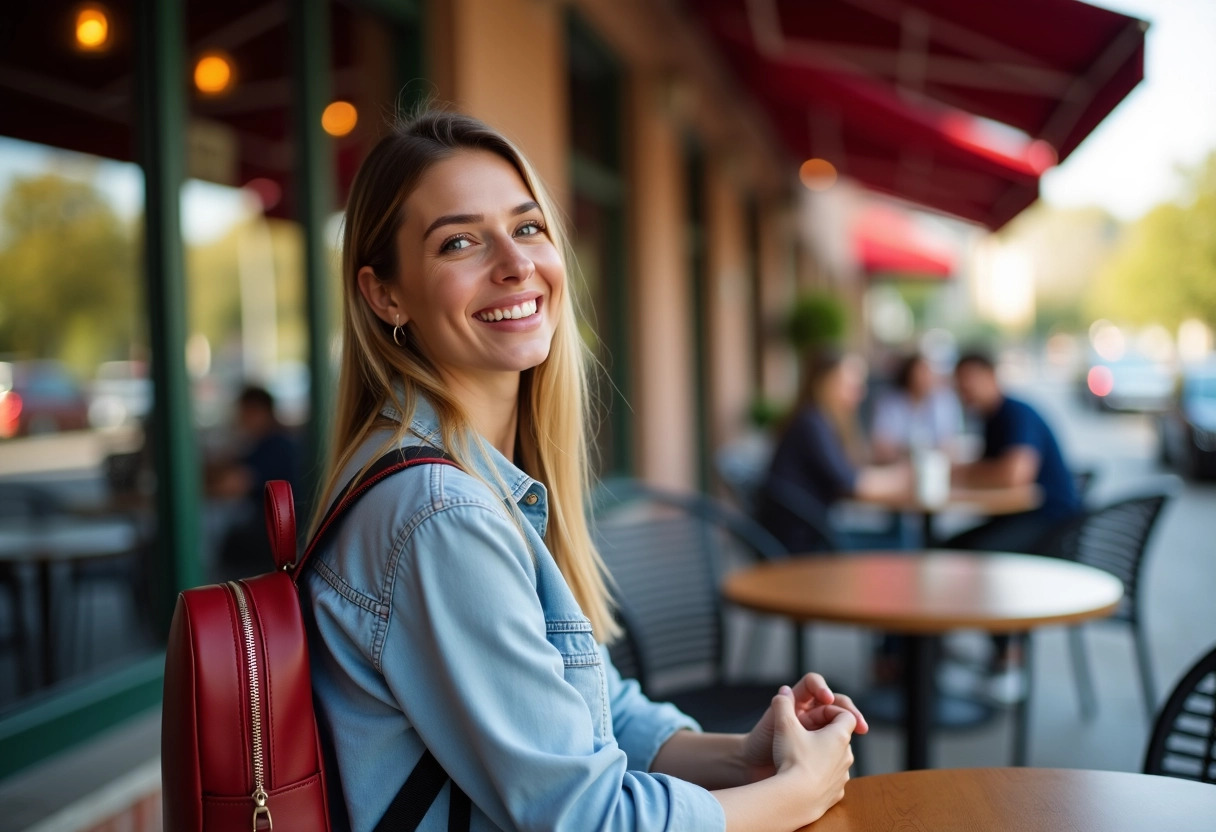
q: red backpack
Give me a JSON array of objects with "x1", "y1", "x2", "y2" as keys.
[{"x1": 162, "y1": 448, "x2": 471, "y2": 831}]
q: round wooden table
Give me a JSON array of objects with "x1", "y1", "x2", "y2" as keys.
[
  {"x1": 803, "y1": 768, "x2": 1216, "y2": 832},
  {"x1": 850, "y1": 484, "x2": 1042, "y2": 544},
  {"x1": 722, "y1": 551, "x2": 1124, "y2": 770}
]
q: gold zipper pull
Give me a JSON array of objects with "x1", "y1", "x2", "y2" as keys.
[{"x1": 252, "y1": 787, "x2": 273, "y2": 831}]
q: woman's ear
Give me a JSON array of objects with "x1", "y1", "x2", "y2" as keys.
[{"x1": 356, "y1": 266, "x2": 408, "y2": 326}]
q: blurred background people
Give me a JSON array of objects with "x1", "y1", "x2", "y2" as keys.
[
  {"x1": 870, "y1": 352, "x2": 962, "y2": 464},
  {"x1": 946, "y1": 351, "x2": 1083, "y2": 697},
  {"x1": 207, "y1": 385, "x2": 300, "y2": 579},
  {"x1": 759, "y1": 350, "x2": 911, "y2": 554}
]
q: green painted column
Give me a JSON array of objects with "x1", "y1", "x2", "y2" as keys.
[
  {"x1": 291, "y1": 0, "x2": 336, "y2": 505},
  {"x1": 136, "y1": 0, "x2": 202, "y2": 603}
]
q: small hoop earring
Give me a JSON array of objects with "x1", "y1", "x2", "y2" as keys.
[{"x1": 392, "y1": 315, "x2": 405, "y2": 347}]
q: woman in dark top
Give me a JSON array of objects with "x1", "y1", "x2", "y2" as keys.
[{"x1": 760, "y1": 351, "x2": 910, "y2": 554}]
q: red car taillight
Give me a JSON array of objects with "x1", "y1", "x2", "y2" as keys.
[{"x1": 0, "y1": 392, "x2": 22, "y2": 438}]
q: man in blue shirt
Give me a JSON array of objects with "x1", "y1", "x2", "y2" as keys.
[
  {"x1": 949, "y1": 351, "x2": 1081, "y2": 549},
  {"x1": 946, "y1": 351, "x2": 1082, "y2": 699}
]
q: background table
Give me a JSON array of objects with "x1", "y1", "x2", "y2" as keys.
[
  {"x1": 850, "y1": 484, "x2": 1042, "y2": 544},
  {"x1": 0, "y1": 517, "x2": 139, "y2": 687},
  {"x1": 722, "y1": 551, "x2": 1124, "y2": 769},
  {"x1": 804, "y1": 768, "x2": 1216, "y2": 832}
]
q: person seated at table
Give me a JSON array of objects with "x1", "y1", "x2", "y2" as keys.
[
  {"x1": 207, "y1": 384, "x2": 301, "y2": 578},
  {"x1": 946, "y1": 350, "x2": 1082, "y2": 696},
  {"x1": 870, "y1": 352, "x2": 962, "y2": 464},
  {"x1": 758, "y1": 349, "x2": 911, "y2": 554}
]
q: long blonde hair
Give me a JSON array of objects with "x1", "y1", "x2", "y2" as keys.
[{"x1": 316, "y1": 110, "x2": 618, "y2": 640}]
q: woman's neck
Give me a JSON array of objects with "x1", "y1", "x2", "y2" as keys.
[{"x1": 441, "y1": 370, "x2": 521, "y2": 459}]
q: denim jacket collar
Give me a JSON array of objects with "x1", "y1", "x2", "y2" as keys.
[{"x1": 379, "y1": 393, "x2": 548, "y2": 532}]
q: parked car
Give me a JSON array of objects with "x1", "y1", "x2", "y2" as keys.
[
  {"x1": 88, "y1": 360, "x2": 152, "y2": 428},
  {"x1": 1158, "y1": 362, "x2": 1216, "y2": 478},
  {"x1": 0, "y1": 360, "x2": 90, "y2": 438},
  {"x1": 1079, "y1": 351, "x2": 1174, "y2": 413}
]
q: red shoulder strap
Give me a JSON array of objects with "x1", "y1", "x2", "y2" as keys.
[
  {"x1": 286, "y1": 447, "x2": 457, "y2": 582},
  {"x1": 262, "y1": 448, "x2": 457, "y2": 582}
]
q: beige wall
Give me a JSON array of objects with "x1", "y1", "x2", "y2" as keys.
[
  {"x1": 625, "y1": 75, "x2": 698, "y2": 489},
  {"x1": 758, "y1": 199, "x2": 798, "y2": 404},
  {"x1": 704, "y1": 161, "x2": 753, "y2": 451},
  {"x1": 427, "y1": 0, "x2": 569, "y2": 206}
]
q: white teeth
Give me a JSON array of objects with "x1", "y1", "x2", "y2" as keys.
[{"x1": 478, "y1": 299, "x2": 538, "y2": 322}]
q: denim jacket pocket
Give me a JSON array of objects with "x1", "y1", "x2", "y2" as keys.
[{"x1": 545, "y1": 617, "x2": 610, "y2": 744}]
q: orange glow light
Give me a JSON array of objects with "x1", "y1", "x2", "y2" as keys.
[
  {"x1": 75, "y1": 6, "x2": 110, "y2": 51},
  {"x1": 194, "y1": 53, "x2": 234, "y2": 96},
  {"x1": 322, "y1": 101, "x2": 358, "y2": 137},
  {"x1": 799, "y1": 158, "x2": 838, "y2": 191}
]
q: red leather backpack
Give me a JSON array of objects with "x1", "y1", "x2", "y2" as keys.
[{"x1": 162, "y1": 448, "x2": 470, "y2": 831}]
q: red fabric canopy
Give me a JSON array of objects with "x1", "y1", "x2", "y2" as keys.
[
  {"x1": 693, "y1": 0, "x2": 1147, "y2": 229},
  {"x1": 854, "y1": 203, "x2": 955, "y2": 278}
]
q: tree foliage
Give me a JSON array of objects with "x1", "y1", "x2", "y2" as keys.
[
  {"x1": 1088, "y1": 153, "x2": 1216, "y2": 328},
  {"x1": 0, "y1": 174, "x2": 138, "y2": 371}
]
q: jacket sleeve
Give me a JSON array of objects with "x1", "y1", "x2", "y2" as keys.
[
  {"x1": 599, "y1": 645, "x2": 703, "y2": 773},
  {"x1": 382, "y1": 501, "x2": 726, "y2": 832}
]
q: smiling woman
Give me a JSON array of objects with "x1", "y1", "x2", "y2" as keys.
[{"x1": 298, "y1": 110, "x2": 865, "y2": 832}]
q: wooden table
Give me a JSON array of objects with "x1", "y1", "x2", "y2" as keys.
[
  {"x1": 722, "y1": 551, "x2": 1124, "y2": 770},
  {"x1": 850, "y1": 484, "x2": 1042, "y2": 544},
  {"x1": 804, "y1": 768, "x2": 1216, "y2": 832}
]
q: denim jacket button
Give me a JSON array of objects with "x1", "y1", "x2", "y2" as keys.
[{"x1": 524, "y1": 492, "x2": 539, "y2": 506}]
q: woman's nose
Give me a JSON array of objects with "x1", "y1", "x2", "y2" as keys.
[{"x1": 490, "y1": 238, "x2": 534, "y2": 283}]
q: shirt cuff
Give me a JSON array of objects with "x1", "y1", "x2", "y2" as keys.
[
  {"x1": 628, "y1": 704, "x2": 702, "y2": 772},
  {"x1": 658, "y1": 772, "x2": 726, "y2": 832}
]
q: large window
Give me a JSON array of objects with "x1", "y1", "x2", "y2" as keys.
[
  {"x1": 0, "y1": 2, "x2": 158, "y2": 719},
  {"x1": 0, "y1": 0, "x2": 421, "y2": 781}
]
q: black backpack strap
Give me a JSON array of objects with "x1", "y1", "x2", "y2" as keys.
[
  {"x1": 374, "y1": 749, "x2": 470, "y2": 832},
  {"x1": 294, "y1": 445, "x2": 472, "y2": 831},
  {"x1": 291, "y1": 446, "x2": 456, "y2": 581}
]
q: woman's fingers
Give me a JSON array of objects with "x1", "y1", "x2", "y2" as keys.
[
  {"x1": 790, "y1": 672, "x2": 835, "y2": 706},
  {"x1": 830, "y1": 693, "x2": 869, "y2": 734}
]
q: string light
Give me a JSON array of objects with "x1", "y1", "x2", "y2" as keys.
[
  {"x1": 194, "y1": 52, "x2": 234, "y2": 96},
  {"x1": 322, "y1": 101, "x2": 358, "y2": 137},
  {"x1": 75, "y1": 5, "x2": 110, "y2": 51}
]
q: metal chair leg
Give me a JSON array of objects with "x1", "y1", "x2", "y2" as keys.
[
  {"x1": 1133, "y1": 624, "x2": 1157, "y2": 722},
  {"x1": 1012, "y1": 633, "x2": 1034, "y2": 766},
  {"x1": 1067, "y1": 626, "x2": 1098, "y2": 720}
]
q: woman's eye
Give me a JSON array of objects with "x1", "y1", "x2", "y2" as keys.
[
  {"x1": 441, "y1": 235, "x2": 472, "y2": 252},
  {"x1": 516, "y1": 221, "x2": 544, "y2": 237}
]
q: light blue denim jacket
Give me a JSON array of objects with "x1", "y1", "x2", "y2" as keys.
[{"x1": 301, "y1": 397, "x2": 726, "y2": 832}]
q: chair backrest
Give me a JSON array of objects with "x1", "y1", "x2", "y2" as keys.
[
  {"x1": 1072, "y1": 468, "x2": 1097, "y2": 505},
  {"x1": 1143, "y1": 642, "x2": 1216, "y2": 783},
  {"x1": 1033, "y1": 493, "x2": 1169, "y2": 624},
  {"x1": 592, "y1": 479, "x2": 786, "y2": 694}
]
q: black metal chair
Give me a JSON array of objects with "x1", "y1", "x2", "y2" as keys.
[
  {"x1": 592, "y1": 479, "x2": 788, "y2": 733},
  {"x1": 1031, "y1": 493, "x2": 1170, "y2": 720},
  {"x1": 1143, "y1": 642, "x2": 1216, "y2": 783}
]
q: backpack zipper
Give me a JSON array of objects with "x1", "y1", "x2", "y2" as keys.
[{"x1": 227, "y1": 580, "x2": 273, "y2": 831}]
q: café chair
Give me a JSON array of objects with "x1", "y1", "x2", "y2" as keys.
[
  {"x1": 1031, "y1": 492, "x2": 1171, "y2": 720},
  {"x1": 592, "y1": 479, "x2": 788, "y2": 733},
  {"x1": 1143, "y1": 641, "x2": 1216, "y2": 783}
]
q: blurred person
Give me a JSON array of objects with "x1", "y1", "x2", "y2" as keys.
[
  {"x1": 870, "y1": 352, "x2": 962, "y2": 464},
  {"x1": 759, "y1": 350, "x2": 912, "y2": 554},
  {"x1": 210, "y1": 384, "x2": 300, "y2": 578},
  {"x1": 300, "y1": 111, "x2": 866, "y2": 832},
  {"x1": 946, "y1": 350, "x2": 1082, "y2": 698}
]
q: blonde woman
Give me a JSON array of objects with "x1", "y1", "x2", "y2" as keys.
[{"x1": 301, "y1": 111, "x2": 865, "y2": 832}]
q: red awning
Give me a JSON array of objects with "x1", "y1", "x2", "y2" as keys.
[
  {"x1": 853, "y1": 203, "x2": 956, "y2": 278},
  {"x1": 694, "y1": 0, "x2": 1147, "y2": 228}
]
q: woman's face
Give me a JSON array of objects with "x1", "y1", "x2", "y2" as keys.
[
  {"x1": 823, "y1": 357, "x2": 867, "y2": 412},
  {"x1": 908, "y1": 359, "x2": 934, "y2": 398},
  {"x1": 387, "y1": 149, "x2": 565, "y2": 388}
]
